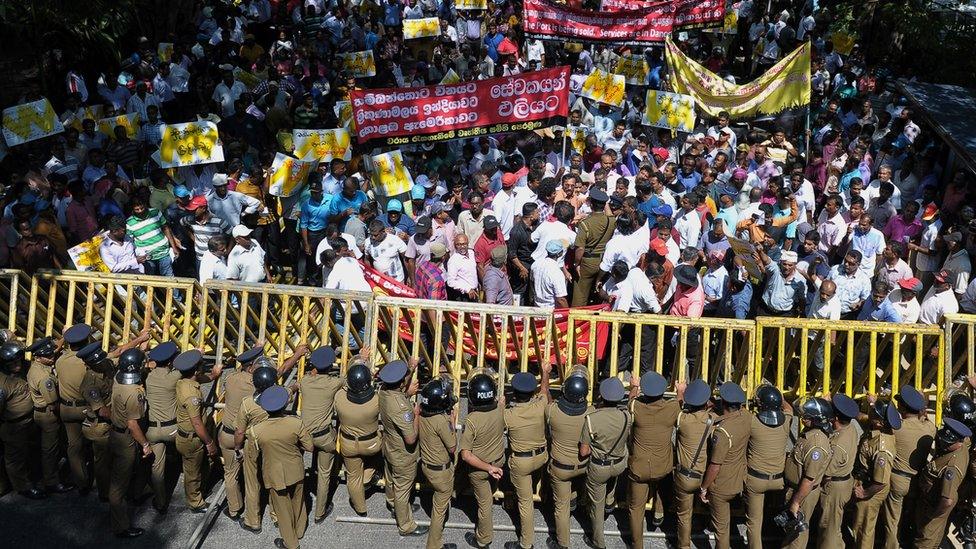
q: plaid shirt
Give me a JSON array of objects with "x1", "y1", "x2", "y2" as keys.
[{"x1": 414, "y1": 260, "x2": 447, "y2": 301}]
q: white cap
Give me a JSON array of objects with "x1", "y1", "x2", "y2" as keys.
[
  {"x1": 780, "y1": 250, "x2": 798, "y2": 263},
  {"x1": 212, "y1": 173, "x2": 229, "y2": 187},
  {"x1": 231, "y1": 225, "x2": 253, "y2": 238}
]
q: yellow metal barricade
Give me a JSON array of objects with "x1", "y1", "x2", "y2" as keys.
[
  {"x1": 563, "y1": 310, "x2": 756, "y2": 400},
  {"x1": 25, "y1": 270, "x2": 198, "y2": 349},
  {"x1": 755, "y1": 317, "x2": 946, "y2": 421},
  {"x1": 0, "y1": 269, "x2": 30, "y2": 338}
]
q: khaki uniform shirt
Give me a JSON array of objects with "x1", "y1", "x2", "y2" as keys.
[
  {"x1": 379, "y1": 388, "x2": 419, "y2": 464},
  {"x1": 55, "y1": 350, "x2": 87, "y2": 402},
  {"x1": 252, "y1": 416, "x2": 314, "y2": 490},
  {"x1": 419, "y1": 412, "x2": 455, "y2": 466},
  {"x1": 825, "y1": 422, "x2": 859, "y2": 478},
  {"x1": 505, "y1": 396, "x2": 547, "y2": 453},
  {"x1": 581, "y1": 405, "x2": 632, "y2": 463},
  {"x1": 176, "y1": 378, "x2": 204, "y2": 434},
  {"x1": 629, "y1": 398, "x2": 680, "y2": 477},
  {"x1": 676, "y1": 409, "x2": 714, "y2": 475},
  {"x1": 545, "y1": 401, "x2": 594, "y2": 467},
  {"x1": 145, "y1": 367, "x2": 181, "y2": 423},
  {"x1": 80, "y1": 369, "x2": 113, "y2": 420},
  {"x1": 918, "y1": 441, "x2": 970, "y2": 510},
  {"x1": 574, "y1": 213, "x2": 616, "y2": 259},
  {"x1": 856, "y1": 429, "x2": 894, "y2": 486},
  {"x1": 296, "y1": 373, "x2": 344, "y2": 434},
  {"x1": 785, "y1": 428, "x2": 831, "y2": 487},
  {"x1": 709, "y1": 409, "x2": 751, "y2": 496},
  {"x1": 236, "y1": 395, "x2": 269, "y2": 436},
  {"x1": 27, "y1": 361, "x2": 59, "y2": 408},
  {"x1": 219, "y1": 370, "x2": 253, "y2": 429},
  {"x1": 747, "y1": 414, "x2": 791, "y2": 476},
  {"x1": 461, "y1": 405, "x2": 505, "y2": 465},
  {"x1": 893, "y1": 416, "x2": 936, "y2": 475},
  {"x1": 111, "y1": 382, "x2": 146, "y2": 430},
  {"x1": 0, "y1": 372, "x2": 33, "y2": 420},
  {"x1": 335, "y1": 389, "x2": 380, "y2": 438}
]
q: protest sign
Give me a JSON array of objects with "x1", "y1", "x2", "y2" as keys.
[
  {"x1": 338, "y1": 50, "x2": 377, "y2": 78},
  {"x1": 267, "y1": 153, "x2": 316, "y2": 197},
  {"x1": 158, "y1": 121, "x2": 224, "y2": 168},
  {"x1": 158, "y1": 42, "x2": 174, "y2": 62},
  {"x1": 403, "y1": 17, "x2": 441, "y2": 40},
  {"x1": 727, "y1": 236, "x2": 763, "y2": 281},
  {"x1": 613, "y1": 55, "x2": 649, "y2": 85},
  {"x1": 455, "y1": 0, "x2": 487, "y2": 9},
  {"x1": 524, "y1": 0, "x2": 674, "y2": 44},
  {"x1": 293, "y1": 129, "x2": 353, "y2": 162},
  {"x1": 335, "y1": 101, "x2": 353, "y2": 129},
  {"x1": 68, "y1": 234, "x2": 109, "y2": 272},
  {"x1": 643, "y1": 90, "x2": 696, "y2": 133},
  {"x1": 2, "y1": 98, "x2": 64, "y2": 146},
  {"x1": 601, "y1": 0, "x2": 724, "y2": 29},
  {"x1": 581, "y1": 69, "x2": 626, "y2": 107},
  {"x1": 831, "y1": 31, "x2": 856, "y2": 55},
  {"x1": 370, "y1": 150, "x2": 414, "y2": 197},
  {"x1": 440, "y1": 69, "x2": 461, "y2": 85},
  {"x1": 565, "y1": 126, "x2": 587, "y2": 154},
  {"x1": 98, "y1": 113, "x2": 141, "y2": 140}
]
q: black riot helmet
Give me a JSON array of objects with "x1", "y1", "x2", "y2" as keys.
[
  {"x1": 252, "y1": 366, "x2": 278, "y2": 392},
  {"x1": 558, "y1": 374, "x2": 589, "y2": 416},
  {"x1": 949, "y1": 393, "x2": 976, "y2": 430},
  {"x1": 346, "y1": 363, "x2": 376, "y2": 404},
  {"x1": 800, "y1": 397, "x2": 834, "y2": 432},
  {"x1": 116, "y1": 349, "x2": 146, "y2": 385},
  {"x1": 419, "y1": 378, "x2": 455, "y2": 416},
  {"x1": 0, "y1": 343, "x2": 24, "y2": 373},
  {"x1": 755, "y1": 385, "x2": 785, "y2": 427},
  {"x1": 468, "y1": 373, "x2": 498, "y2": 412}
]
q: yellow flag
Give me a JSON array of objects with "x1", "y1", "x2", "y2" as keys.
[
  {"x1": 403, "y1": 17, "x2": 441, "y2": 40},
  {"x1": 581, "y1": 68, "x2": 626, "y2": 108},
  {"x1": 642, "y1": 90, "x2": 696, "y2": 133},
  {"x1": 338, "y1": 50, "x2": 377, "y2": 78},
  {"x1": 158, "y1": 121, "x2": 225, "y2": 168},
  {"x1": 370, "y1": 150, "x2": 414, "y2": 197},
  {"x1": 97, "y1": 113, "x2": 141, "y2": 140},
  {"x1": 268, "y1": 153, "x2": 316, "y2": 197},
  {"x1": 2, "y1": 98, "x2": 64, "y2": 146},
  {"x1": 293, "y1": 129, "x2": 352, "y2": 162}
]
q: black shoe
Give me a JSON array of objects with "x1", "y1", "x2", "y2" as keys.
[
  {"x1": 443, "y1": 544, "x2": 458, "y2": 549},
  {"x1": 387, "y1": 501, "x2": 421, "y2": 515},
  {"x1": 223, "y1": 507, "x2": 241, "y2": 521},
  {"x1": 114, "y1": 528, "x2": 144, "y2": 539},
  {"x1": 190, "y1": 504, "x2": 210, "y2": 514},
  {"x1": 45, "y1": 483, "x2": 74, "y2": 494},
  {"x1": 274, "y1": 539, "x2": 287, "y2": 549},
  {"x1": 241, "y1": 522, "x2": 262, "y2": 534},
  {"x1": 354, "y1": 509, "x2": 367, "y2": 517},
  {"x1": 583, "y1": 537, "x2": 605, "y2": 549},
  {"x1": 650, "y1": 514, "x2": 664, "y2": 528},
  {"x1": 545, "y1": 537, "x2": 567, "y2": 549},
  {"x1": 19, "y1": 488, "x2": 47, "y2": 500},
  {"x1": 402, "y1": 525, "x2": 430, "y2": 537},
  {"x1": 314, "y1": 502, "x2": 334, "y2": 523},
  {"x1": 604, "y1": 504, "x2": 614, "y2": 515},
  {"x1": 465, "y1": 532, "x2": 489, "y2": 549}
]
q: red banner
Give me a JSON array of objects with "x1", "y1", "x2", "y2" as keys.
[
  {"x1": 360, "y1": 262, "x2": 610, "y2": 364},
  {"x1": 350, "y1": 66, "x2": 570, "y2": 148},
  {"x1": 523, "y1": 0, "x2": 674, "y2": 45},
  {"x1": 598, "y1": 0, "x2": 725, "y2": 30}
]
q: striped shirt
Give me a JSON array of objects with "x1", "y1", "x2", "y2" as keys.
[
  {"x1": 125, "y1": 209, "x2": 170, "y2": 261},
  {"x1": 180, "y1": 214, "x2": 229, "y2": 260}
]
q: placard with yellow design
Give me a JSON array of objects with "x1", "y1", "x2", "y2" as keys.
[
  {"x1": 293, "y1": 129, "x2": 353, "y2": 162},
  {"x1": 455, "y1": 0, "x2": 487, "y2": 9},
  {"x1": 2, "y1": 98, "x2": 64, "y2": 146},
  {"x1": 439, "y1": 68, "x2": 461, "y2": 85},
  {"x1": 267, "y1": 153, "x2": 316, "y2": 197},
  {"x1": 97, "y1": 113, "x2": 141, "y2": 140},
  {"x1": 642, "y1": 90, "x2": 696, "y2": 133},
  {"x1": 335, "y1": 101, "x2": 353, "y2": 129},
  {"x1": 564, "y1": 126, "x2": 587, "y2": 154},
  {"x1": 830, "y1": 31, "x2": 856, "y2": 55},
  {"x1": 580, "y1": 69, "x2": 626, "y2": 108},
  {"x1": 68, "y1": 234, "x2": 109, "y2": 272},
  {"x1": 613, "y1": 55, "x2": 649, "y2": 86},
  {"x1": 65, "y1": 105, "x2": 104, "y2": 131},
  {"x1": 338, "y1": 50, "x2": 377, "y2": 78},
  {"x1": 403, "y1": 17, "x2": 441, "y2": 40},
  {"x1": 158, "y1": 42, "x2": 174, "y2": 62},
  {"x1": 158, "y1": 121, "x2": 224, "y2": 168},
  {"x1": 370, "y1": 150, "x2": 414, "y2": 197}
]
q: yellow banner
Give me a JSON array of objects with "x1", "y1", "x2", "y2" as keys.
[
  {"x1": 2, "y1": 98, "x2": 64, "y2": 146},
  {"x1": 268, "y1": 153, "x2": 316, "y2": 197},
  {"x1": 440, "y1": 69, "x2": 461, "y2": 85},
  {"x1": 338, "y1": 50, "x2": 377, "y2": 78},
  {"x1": 613, "y1": 55, "x2": 648, "y2": 86},
  {"x1": 158, "y1": 121, "x2": 225, "y2": 168},
  {"x1": 581, "y1": 68, "x2": 626, "y2": 108},
  {"x1": 643, "y1": 90, "x2": 697, "y2": 133},
  {"x1": 293, "y1": 129, "x2": 353, "y2": 162},
  {"x1": 565, "y1": 126, "x2": 587, "y2": 154},
  {"x1": 371, "y1": 150, "x2": 414, "y2": 197},
  {"x1": 455, "y1": 0, "x2": 487, "y2": 9},
  {"x1": 403, "y1": 17, "x2": 441, "y2": 40},
  {"x1": 68, "y1": 234, "x2": 109, "y2": 272},
  {"x1": 830, "y1": 31, "x2": 856, "y2": 55},
  {"x1": 335, "y1": 101, "x2": 353, "y2": 129},
  {"x1": 98, "y1": 113, "x2": 141, "y2": 140},
  {"x1": 666, "y1": 37, "x2": 811, "y2": 119}
]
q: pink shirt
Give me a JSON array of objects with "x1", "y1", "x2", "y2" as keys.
[
  {"x1": 882, "y1": 215, "x2": 922, "y2": 246},
  {"x1": 670, "y1": 284, "x2": 705, "y2": 318}
]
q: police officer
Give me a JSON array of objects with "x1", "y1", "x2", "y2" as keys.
[
  {"x1": 460, "y1": 372, "x2": 505, "y2": 549},
  {"x1": 109, "y1": 346, "x2": 151, "y2": 538},
  {"x1": 236, "y1": 360, "x2": 277, "y2": 531},
  {"x1": 674, "y1": 379, "x2": 713, "y2": 549},
  {"x1": 216, "y1": 345, "x2": 262, "y2": 520},
  {"x1": 882, "y1": 385, "x2": 935, "y2": 549},
  {"x1": 251, "y1": 385, "x2": 314, "y2": 549},
  {"x1": 781, "y1": 397, "x2": 833, "y2": 549},
  {"x1": 290, "y1": 346, "x2": 343, "y2": 522},
  {"x1": 744, "y1": 385, "x2": 790, "y2": 549},
  {"x1": 144, "y1": 341, "x2": 183, "y2": 513},
  {"x1": 852, "y1": 400, "x2": 900, "y2": 549},
  {"x1": 914, "y1": 418, "x2": 972, "y2": 549},
  {"x1": 572, "y1": 188, "x2": 615, "y2": 306},
  {"x1": 334, "y1": 359, "x2": 381, "y2": 516},
  {"x1": 505, "y1": 366, "x2": 552, "y2": 549},
  {"x1": 817, "y1": 393, "x2": 860, "y2": 548},
  {"x1": 948, "y1": 392, "x2": 976, "y2": 544},
  {"x1": 378, "y1": 358, "x2": 428, "y2": 537},
  {"x1": 699, "y1": 382, "x2": 750, "y2": 549},
  {"x1": 25, "y1": 337, "x2": 72, "y2": 494},
  {"x1": 418, "y1": 375, "x2": 458, "y2": 549},
  {"x1": 175, "y1": 349, "x2": 219, "y2": 512},
  {"x1": 545, "y1": 368, "x2": 593, "y2": 549},
  {"x1": 56, "y1": 323, "x2": 95, "y2": 492},
  {"x1": 627, "y1": 371, "x2": 679, "y2": 548},
  {"x1": 78, "y1": 342, "x2": 116, "y2": 500},
  {"x1": 0, "y1": 342, "x2": 46, "y2": 499}
]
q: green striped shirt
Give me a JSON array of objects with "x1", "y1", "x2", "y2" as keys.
[{"x1": 126, "y1": 209, "x2": 170, "y2": 261}]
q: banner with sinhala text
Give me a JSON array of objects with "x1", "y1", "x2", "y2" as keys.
[
  {"x1": 158, "y1": 121, "x2": 224, "y2": 168},
  {"x1": 601, "y1": 0, "x2": 725, "y2": 29},
  {"x1": 523, "y1": 0, "x2": 674, "y2": 45},
  {"x1": 293, "y1": 129, "x2": 353, "y2": 162},
  {"x1": 643, "y1": 90, "x2": 696, "y2": 133},
  {"x1": 370, "y1": 150, "x2": 414, "y2": 197},
  {"x1": 666, "y1": 37, "x2": 811, "y2": 119},
  {"x1": 2, "y1": 98, "x2": 64, "y2": 146},
  {"x1": 403, "y1": 17, "x2": 441, "y2": 39}
]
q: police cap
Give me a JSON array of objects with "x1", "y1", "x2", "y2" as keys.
[
  {"x1": 684, "y1": 379, "x2": 711, "y2": 407},
  {"x1": 310, "y1": 347, "x2": 337, "y2": 372},
  {"x1": 511, "y1": 372, "x2": 537, "y2": 394},
  {"x1": 599, "y1": 377, "x2": 626, "y2": 403},
  {"x1": 640, "y1": 371, "x2": 666, "y2": 398},
  {"x1": 236, "y1": 346, "x2": 263, "y2": 366},
  {"x1": 257, "y1": 385, "x2": 290, "y2": 413},
  {"x1": 897, "y1": 385, "x2": 926, "y2": 412},
  {"x1": 147, "y1": 341, "x2": 180, "y2": 363},
  {"x1": 832, "y1": 393, "x2": 860, "y2": 420},
  {"x1": 174, "y1": 350, "x2": 203, "y2": 372},
  {"x1": 378, "y1": 360, "x2": 408, "y2": 384},
  {"x1": 718, "y1": 381, "x2": 745, "y2": 404},
  {"x1": 64, "y1": 323, "x2": 92, "y2": 344}
]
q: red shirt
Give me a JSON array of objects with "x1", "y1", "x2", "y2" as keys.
[{"x1": 473, "y1": 232, "x2": 505, "y2": 266}]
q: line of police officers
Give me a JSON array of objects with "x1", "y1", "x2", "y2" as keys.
[{"x1": 2, "y1": 322, "x2": 976, "y2": 548}]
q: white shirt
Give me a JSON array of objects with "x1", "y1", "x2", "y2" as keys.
[
  {"x1": 600, "y1": 232, "x2": 646, "y2": 271},
  {"x1": 605, "y1": 268, "x2": 661, "y2": 313},
  {"x1": 325, "y1": 257, "x2": 372, "y2": 292},
  {"x1": 365, "y1": 234, "x2": 408, "y2": 282},
  {"x1": 513, "y1": 187, "x2": 537, "y2": 219},
  {"x1": 886, "y1": 290, "x2": 921, "y2": 324},
  {"x1": 532, "y1": 256, "x2": 567, "y2": 308},
  {"x1": 808, "y1": 287, "x2": 842, "y2": 320},
  {"x1": 918, "y1": 287, "x2": 959, "y2": 325},
  {"x1": 315, "y1": 233, "x2": 363, "y2": 264},
  {"x1": 796, "y1": 15, "x2": 816, "y2": 40},
  {"x1": 211, "y1": 80, "x2": 247, "y2": 116},
  {"x1": 864, "y1": 179, "x2": 902, "y2": 209},
  {"x1": 226, "y1": 241, "x2": 266, "y2": 282},
  {"x1": 530, "y1": 221, "x2": 576, "y2": 262},
  {"x1": 199, "y1": 251, "x2": 228, "y2": 283},
  {"x1": 673, "y1": 209, "x2": 702, "y2": 250},
  {"x1": 126, "y1": 93, "x2": 161, "y2": 121},
  {"x1": 492, "y1": 188, "x2": 516, "y2": 240},
  {"x1": 915, "y1": 220, "x2": 942, "y2": 272}
]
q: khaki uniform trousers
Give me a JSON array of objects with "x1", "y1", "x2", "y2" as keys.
[
  {"x1": 882, "y1": 471, "x2": 916, "y2": 549},
  {"x1": 572, "y1": 259, "x2": 602, "y2": 307},
  {"x1": 147, "y1": 424, "x2": 177, "y2": 509},
  {"x1": 509, "y1": 451, "x2": 547, "y2": 548},
  {"x1": 82, "y1": 421, "x2": 111, "y2": 498},
  {"x1": 339, "y1": 434, "x2": 381, "y2": 514},
  {"x1": 0, "y1": 419, "x2": 33, "y2": 491},
  {"x1": 242, "y1": 438, "x2": 265, "y2": 529},
  {"x1": 744, "y1": 474, "x2": 785, "y2": 549},
  {"x1": 33, "y1": 409, "x2": 62, "y2": 487},
  {"x1": 175, "y1": 432, "x2": 206, "y2": 509},
  {"x1": 852, "y1": 481, "x2": 889, "y2": 549},
  {"x1": 311, "y1": 430, "x2": 337, "y2": 519},
  {"x1": 674, "y1": 471, "x2": 703, "y2": 549},
  {"x1": 422, "y1": 463, "x2": 454, "y2": 549},
  {"x1": 269, "y1": 480, "x2": 307, "y2": 549},
  {"x1": 914, "y1": 503, "x2": 954, "y2": 549},
  {"x1": 108, "y1": 430, "x2": 137, "y2": 532},
  {"x1": 586, "y1": 460, "x2": 627, "y2": 549},
  {"x1": 385, "y1": 457, "x2": 419, "y2": 534},
  {"x1": 627, "y1": 462, "x2": 668, "y2": 548},
  {"x1": 469, "y1": 466, "x2": 501, "y2": 546},
  {"x1": 817, "y1": 477, "x2": 854, "y2": 549},
  {"x1": 549, "y1": 461, "x2": 588, "y2": 548},
  {"x1": 784, "y1": 484, "x2": 822, "y2": 549},
  {"x1": 217, "y1": 427, "x2": 243, "y2": 515},
  {"x1": 60, "y1": 404, "x2": 90, "y2": 489},
  {"x1": 708, "y1": 490, "x2": 739, "y2": 549}
]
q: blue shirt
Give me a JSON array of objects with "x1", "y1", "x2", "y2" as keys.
[
  {"x1": 327, "y1": 191, "x2": 368, "y2": 231},
  {"x1": 715, "y1": 206, "x2": 739, "y2": 233},
  {"x1": 762, "y1": 263, "x2": 806, "y2": 313},
  {"x1": 720, "y1": 281, "x2": 753, "y2": 320},
  {"x1": 675, "y1": 170, "x2": 702, "y2": 193},
  {"x1": 299, "y1": 195, "x2": 332, "y2": 231},
  {"x1": 379, "y1": 213, "x2": 416, "y2": 236},
  {"x1": 857, "y1": 296, "x2": 902, "y2": 323}
]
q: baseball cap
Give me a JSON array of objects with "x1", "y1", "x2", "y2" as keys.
[
  {"x1": 387, "y1": 199, "x2": 403, "y2": 213},
  {"x1": 502, "y1": 173, "x2": 518, "y2": 188},
  {"x1": 944, "y1": 232, "x2": 963, "y2": 244},
  {"x1": 416, "y1": 216, "x2": 432, "y2": 231},
  {"x1": 231, "y1": 225, "x2": 253, "y2": 238},
  {"x1": 898, "y1": 277, "x2": 923, "y2": 293},
  {"x1": 173, "y1": 185, "x2": 191, "y2": 198},
  {"x1": 922, "y1": 203, "x2": 939, "y2": 221},
  {"x1": 212, "y1": 173, "x2": 229, "y2": 187},
  {"x1": 934, "y1": 269, "x2": 954, "y2": 283},
  {"x1": 430, "y1": 242, "x2": 448, "y2": 259},
  {"x1": 649, "y1": 238, "x2": 668, "y2": 257},
  {"x1": 651, "y1": 204, "x2": 673, "y2": 218},
  {"x1": 651, "y1": 147, "x2": 669, "y2": 161},
  {"x1": 429, "y1": 201, "x2": 448, "y2": 215},
  {"x1": 187, "y1": 196, "x2": 208, "y2": 210},
  {"x1": 410, "y1": 185, "x2": 427, "y2": 200},
  {"x1": 483, "y1": 215, "x2": 499, "y2": 229}
]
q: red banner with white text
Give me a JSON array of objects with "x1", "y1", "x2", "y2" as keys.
[
  {"x1": 523, "y1": 0, "x2": 674, "y2": 45},
  {"x1": 599, "y1": 0, "x2": 725, "y2": 30},
  {"x1": 349, "y1": 66, "x2": 570, "y2": 148}
]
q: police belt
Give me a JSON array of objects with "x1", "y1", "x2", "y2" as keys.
[
  {"x1": 6, "y1": 410, "x2": 33, "y2": 423},
  {"x1": 150, "y1": 418, "x2": 177, "y2": 428},
  {"x1": 748, "y1": 467, "x2": 784, "y2": 481},
  {"x1": 892, "y1": 469, "x2": 915, "y2": 478},
  {"x1": 177, "y1": 430, "x2": 197, "y2": 438},
  {"x1": 311, "y1": 425, "x2": 333, "y2": 438},
  {"x1": 551, "y1": 459, "x2": 588, "y2": 471},
  {"x1": 112, "y1": 425, "x2": 129, "y2": 434},
  {"x1": 423, "y1": 462, "x2": 453, "y2": 471},
  {"x1": 62, "y1": 399, "x2": 87, "y2": 407},
  {"x1": 341, "y1": 430, "x2": 378, "y2": 441},
  {"x1": 591, "y1": 456, "x2": 624, "y2": 467},
  {"x1": 34, "y1": 405, "x2": 57, "y2": 413},
  {"x1": 826, "y1": 473, "x2": 852, "y2": 482},
  {"x1": 222, "y1": 425, "x2": 237, "y2": 436},
  {"x1": 512, "y1": 446, "x2": 546, "y2": 458},
  {"x1": 677, "y1": 466, "x2": 703, "y2": 480},
  {"x1": 582, "y1": 251, "x2": 604, "y2": 259}
]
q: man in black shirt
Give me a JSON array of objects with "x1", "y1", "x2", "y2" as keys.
[{"x1": 508, "y1": 202, "x2": 540, "y2": 306}]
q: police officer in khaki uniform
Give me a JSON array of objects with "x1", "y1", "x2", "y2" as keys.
[
  {"x1": 744, "y1": 385, "x2": 791, "y2": 549},
  {"x1": 627, "y1": 371, "x2": 679, "y2": 548},
  {"x1": 175, "y1": 350, "x2": 221, "y2": 512},
  {"x1": 78, "y1": 342, "x2": 117, "y2": 500},
  {"x1": 25, "y1": 337, "x2": 72, "y2": 494},
  {"x1": 251, "y1": 385, "x2": 314, "y2": 549},
  {"x1": 290, "y1": 346, "x2": 343, "y2": 522},
  {"x1": 56, "y1": 323, "x2": 96, "y2": 492},
  {"x1": 545, "y1": 369, "x2": 593, "y2": 549},
  {"x1": 852, "y1": 400, "x2": 900, "y2": 549},
  {"x1": 781, "y1": 397, "x2": 833, "y2": 549},
  {"x1": 109, "y1": 347, "x2": 151, "y2": 538},
  {"x1": 674, "y1": 379, "x2": 713, "y2": 549},
  {"x1": 235, "y1": 361, "x2": 277, "y2": 531},
  {"x1": 335, "y1": 360, "x2": 381, "y2": 516},
  {"x1": 378, "y1": 359, "x2": 428, "y2": 537},
  {"x1": 144, "y1": 341, "x2": 183, "y2": 513},
  {"x1": 418, "y1": 375, "x2": 457, "y2": 549},
  {"x1": 571, "y1": 189, "x2": 615, "y2": 306},
  {"x1": 817, "y1": 393, "x2": 860, "y2": 548},
  {"x1": 0, "y1": 342, "x2": 46, "y2": 499},
  {"x1": 914, "y1": 418, "x2": 972, "y2": 549},
  {"x1": 699, "y1": 382, "x2": 750, "y2": 549},
  {"x1": 882, "y1": 385, "x2": 935, "y2": 549},
  {"x1": 461, "y1": 372, "x2": 505, "y2": 549},
  {"x1": 505, "y1": 366, "x2": 552, "y2": 549},
  {"x1": 216, "y1": 345, "x2": 262, "y2": 520}
]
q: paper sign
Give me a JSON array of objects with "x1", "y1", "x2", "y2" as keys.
[
  {"x1": 642, "y1": 89, "x2": 696, "y2": 133},
  {"x1": 403, "y1": 17, "x2": 441, "y2": 40},
  {"x1": 614, "y1": 55, "x2": 649, "y2": 86},
  {"x1": 158, "y1": 42, "x2": 174, "y2": 62},
  {"x1": 68, "y1": 234, "x2": 109, "y2": 272},
  {"x1": 64, "y1": 105, "x2": 104, "y2": 131},
  {"x1": 455, "y1": 0, "x2": 487, "y2": 8},
  {"x1": 293, "y1": 129, "x2": 353, "y2": 162},
  {"x1": 581, "y1": 68, "x2": 626, "y2": 108},
  {"x1": 98, "y1": 113, "x2": 141, "y2": 140},
  {"x1": 727, "y1": 236, "x2": 762, "y2": 281},
  {"x1": 831, "y1": 32, "x2": 856, "y2": 56},
  {"x1": 371, "y1": 150, "x2": 414, "y2": 197},
  {"x1": 335, "y1": 101, "x2": 353, "y2": 129},
  {"x1": 338, "y1": 50, "x2": 377, "y2": 78},
  {"x1": 268, "y1": 153, "x2": 316, "y2": 197},
  {"x1": 2, "y1": 98, "x2": 64, "y2": 146},
  {"x1": 440, "y1": 69, "x2": 461, "y2": 85},
  {"x1": 158, "y1": 121, "x2": 224, "y2": 168},
  {"x1": 565, "y1": 126, "x2": 587, "y2": 154}
]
